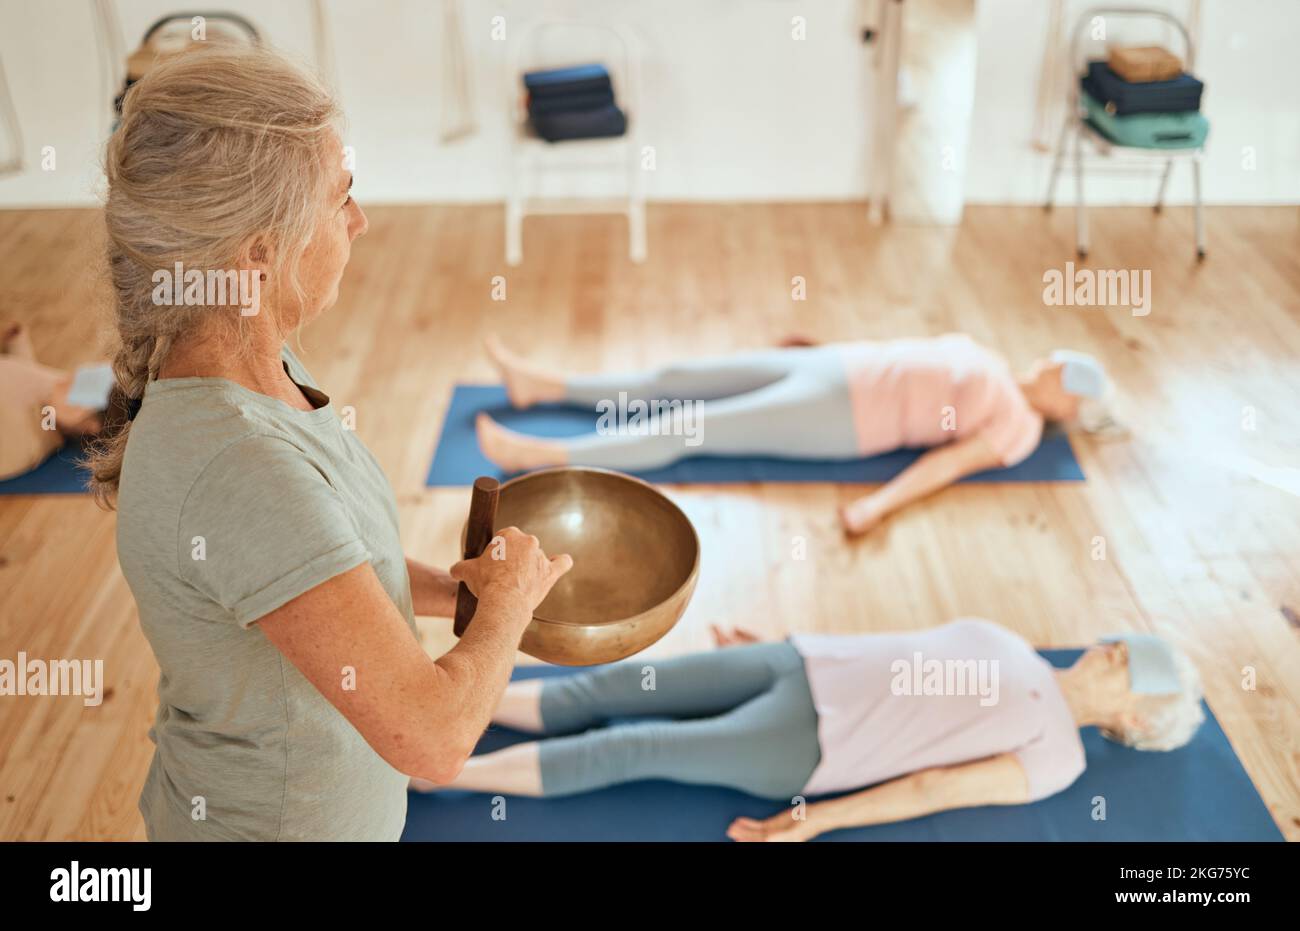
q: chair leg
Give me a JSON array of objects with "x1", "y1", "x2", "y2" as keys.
[
  {"x1": 505, "y1": 200, "x2": 523, "y2": 267},
  {"x1": 628, "y1": 143, "x2": 647, "y2": 263},
  {"x1": 1154, "y1": 159, "x2": 1173, "y2": 214},
  {"x1": 628, "y1": 202, "x2": 646, "y2": 263},
  {"x1": 1044, "y1": 115, "x2": 1070, "y2": 211},
  {"x1": 1073, "y1": 123, "x2": 1088, "y2": 258},
  {"x1": 1192, "y1": 157, "x2": 1206, "y2": 261}
]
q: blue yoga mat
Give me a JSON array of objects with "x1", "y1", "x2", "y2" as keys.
[
  {"x1": 0, "y1": 437, "x2": 91, "y2": 496},
  {"x1": 402, "y1": 650, "x2": 1283, "y2": 842},
  {"x1": 425, "y1": 385, "x2": 1085, "y2": 486}
]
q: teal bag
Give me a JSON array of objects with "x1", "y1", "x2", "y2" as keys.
[{"x1": 1081, "y1": 91, "x2": 1208, "y2": 149}]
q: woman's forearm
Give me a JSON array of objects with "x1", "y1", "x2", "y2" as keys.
[
  {"x1": 847, "y1": 437, "x2": 1002, "y2": 529},
  {"x1": 416, "y1": 529, "x2": 571, "y2": 781},
  {"x1": 871, "y1": 450, "x2": 966, "y2": 516},
  {"x1": 799, "y1": 756, "x2": 1029, "y2": 839},
  {"x1": 731, "y1": 774, "x2": 935, "y2": 842},
  {"x1": 803, "y1": 772, "x2": 934, "y2": 836},
  {"x1": 430, "y1": 587, "x2": 536, "y2": 764},
  {"x1": 406, "y1": 558, "x2": 458, "y2": 617},
  {"x1": 841, "y1": 466, "x2": 939, "y2": 534}
]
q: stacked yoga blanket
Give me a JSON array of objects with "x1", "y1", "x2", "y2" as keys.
[
  {"x1": 523, "y1": 63, "x2": 627, "y2": 142},
  {"x1": 1080, "y1": 52, "x2": 1207, "y2": 149}
]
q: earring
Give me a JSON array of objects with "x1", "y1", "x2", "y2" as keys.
[{"x1": 259, "y1": 272, "x2": 267, "y2": 281}]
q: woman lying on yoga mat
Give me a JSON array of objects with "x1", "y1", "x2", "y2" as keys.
[
  {"x1": 477, "y1": 335, "x2": 1118, "y2": 534},
  {"x1": 0, "y1": 323, "x2": 109, "y2": 481},
  {"x1": 411, "y1": 619, "x2": 1204, "y2": 842}
]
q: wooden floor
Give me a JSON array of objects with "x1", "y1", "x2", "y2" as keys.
[{"x1": 1, "y1": 203, "x2": 1297, "y2": 840}]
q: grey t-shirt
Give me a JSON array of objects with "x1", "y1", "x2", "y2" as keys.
[{"x1": 117, "y1": 345, "x2": 414, "y2": 841}]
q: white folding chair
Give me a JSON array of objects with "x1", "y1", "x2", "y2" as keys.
[
  {"x1": 504, "y1": 20, "x2": 646, "y2": 266},
  {"x1": 1044, "y1": 6, "x2": 1206, "y2": 261}
]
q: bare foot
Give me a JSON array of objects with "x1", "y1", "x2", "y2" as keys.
[
  {"x1": 2, "y1": 323, "x2": 34, "y2": 359},
  {"x1": 711, "y1": 624, "x2": 763, "y2": 648},
  {"x1": 475, "y1": 413, "x2": 567, "y2": 472},
  {"x1": 485, "y1": 334, "x2": 565, "y2": 409},
  {"x1": 491, "y1": 678, "x2": 545, "y2": 732},
  {"x1": 839, "y1": 499, "x2": 883, "y2": 537}
]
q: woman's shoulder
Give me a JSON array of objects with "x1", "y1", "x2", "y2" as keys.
[
  {"x1": 938, "y1": 617, "x2": 1042, "y2": 659},
  {"x1": 119, "y1": 390, "x2": 310, "y2": 510}
]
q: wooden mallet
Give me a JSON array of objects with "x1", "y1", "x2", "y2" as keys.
[{"x1": 453, "y1": 476, "x2": 501, "y2": 637}]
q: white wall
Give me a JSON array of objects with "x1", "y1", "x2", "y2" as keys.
[
  {"x1": 0, "y1": 0, "x2": 878, "y2": 207},
  {"x1": 0, "y1": 0, "x2": 1295, "y2": 208}
]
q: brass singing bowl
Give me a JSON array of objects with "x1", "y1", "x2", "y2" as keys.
[{"x1": 466, "y1": 467, "x2": 700, "y2": 665}]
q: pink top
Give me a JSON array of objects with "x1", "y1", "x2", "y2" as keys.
[
  {"x1": 791, "y1": 619, "x2": 1085, "y2": 801},
  {"x1": 838, "y1": 334, "x2": 1043, "y2": 466}
]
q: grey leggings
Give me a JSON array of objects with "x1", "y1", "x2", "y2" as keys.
[
  {"x1": 535, "y1": 642, "x2": 822, "y2": 800},
  {"x1": 561, "y1": 345, "x2": 860, "y2": 470}
]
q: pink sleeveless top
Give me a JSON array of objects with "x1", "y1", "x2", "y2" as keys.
[{"x1": 838, "y1": 334, "x2": 1043, "y2": 465}]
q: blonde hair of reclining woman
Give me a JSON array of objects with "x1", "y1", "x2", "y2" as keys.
[{"x1": 90, "y1": 46, "x2": 570, "y2": 841}]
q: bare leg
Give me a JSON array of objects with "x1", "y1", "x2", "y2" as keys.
[
  {"x1": 410, "y1": 741, "x2": 544, "y2": 796},
  {"x1": 492, "y1": 678, "x2": 545, "y2": 733},
  {"x1": 475, "y1": 413, "x2": 568, "y2": 472},
  {"x1": 485, "y1": 335, "x2": 566, "y2": 409}
]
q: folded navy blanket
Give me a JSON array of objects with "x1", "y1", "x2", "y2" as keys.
[
  {"x1": 528, "y1": 88, "x2": 616, "y2": 116},
  {"x1": 529, "y1": 104, "x2": 627, "y2": 143},
  {"x1": 523, "y1": 63, "x2": 612, "y2": 99},
  {"x1": 1082, "y1": 60, "x2": 1203, "y2": 115}
]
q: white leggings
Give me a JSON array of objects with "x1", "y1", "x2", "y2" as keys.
[{"x1": 560, "y1": 345, "x2": 861, "y2": 470}]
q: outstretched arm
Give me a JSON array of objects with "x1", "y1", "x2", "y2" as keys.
[
  {"x1": 727, "y1": 753, "x2": 1030, "y2": 842},
  {"x1": 406, "y1": 557, "x2": 459, "y2": 617},
  {"x1": 840, "y1": 434, "x2": 1003, "y2": 534}
]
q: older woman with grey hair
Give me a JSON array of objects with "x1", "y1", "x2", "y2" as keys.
[
  {"x1": 92, "y1": 46, "x2": 571, "y2": 841},
  {"x1": 416, "y1": 620, "x2": 1204, "y2": 842}
]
